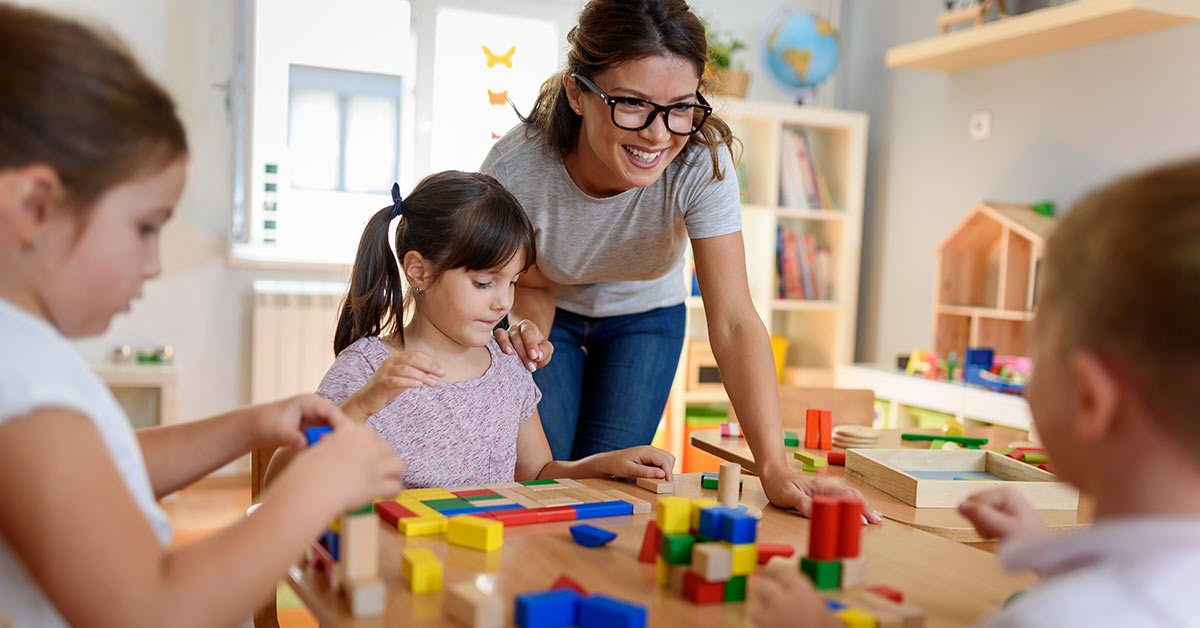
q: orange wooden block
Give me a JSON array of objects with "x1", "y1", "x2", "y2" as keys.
[
  {"x1": 805, "y1": 408, "x2": 820, "y2": 448},
  {"x1": 818, "y1": 409, "x2": 832, "y2": 450}
]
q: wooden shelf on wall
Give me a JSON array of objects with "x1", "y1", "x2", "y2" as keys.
[{"x1": 886, "y1": 0, "x2": 1200, "y2": 73}]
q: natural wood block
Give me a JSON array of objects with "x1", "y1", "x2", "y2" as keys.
[
  {"x1": 691, "y1": 542, "x2": 733, "y2": 582},
  {"x1": 840, "y1": 557, "x2": 867, "y2": 589},
  {"x1": 669, "y1": 565, "x2": 688, "y2": 596},
  {"x1": 605, "y1": 489, "x2": 652, "y2": 514},
  {"x1": 718, "y1": 462, "x2": 740, "y2": 508},
  {"x1": 444, "y1": 579, "x2": 505, "y2": 628},
  {"x1": 839, "y1": 589, "x2": 925, "y2": 628},
  {"x1": 341, "y1": 512, "x2": 378, "y2": 581},
  {"x1": 343, "y1": 578, "x2": 385, "y2": 618},
  {"x1": 636, "y1": 477, "x2": 674, "y2": 494},
  {"x1": 844, "y1": 449, "x2": 1078, "y2": 509}
]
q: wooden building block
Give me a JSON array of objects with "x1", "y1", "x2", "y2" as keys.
[
  {"x1": 840, "y1": 557, "x2": 867, "y2": 589},
  {"x1": 550, "y1": 574, "x2": 588, "y2": 596},
  {"x1": 827, "y1": 451, "x2": 847, "y2": 466},
  {"x1": 445, "y1": 579, "x2": 505, "y2": 628},
  {"x1": 636, "y1": 477, "x2": 674, "y2": 494},
  {"x1": 818, "y1": 409, "x2": 833, "y2": 450},
  {"x1": 835, "y1": 608, "x2": 876, "y2": 628},
  {"x1": 682, "y1": 570, "x2": 725, "y2": 604},
  {"x1": 805, "y1": 408, "x2": 820, "y2": 448},
  {"x1": 808, "y1": 496, "x2": 840, "y2": 560},
  {"x1": 448, "y1": 515, "x2": 504, "y2": 552},
  {"x1": 865, "y1": 585, "x2": 904, "y2": 604},
  {"x1": 756, "y1": 543, "x2": 796, "y2": 564},
  {"x1": 341, "y1": 512, "x2": 379, "y2": 581},
  {"x1": 661, "y1": 533, "x2": 697, "y2": 565},
  {"x1": 722, "y1": 541, "x2": 758, "y2": 576},
  {"x1": 724, "y1": 575, "x2": 747, "y2": 602},
  {"x1": 638, "y1": 521, "x2": 661, "y2": 563},
  {"x1": 843, "y1": 589, "x2": 925, "y2": 628},
  {"x1": 605, "y1": 489, "x2": 652, "y2": 515},
  {"x1": 578, "y1": 594, "x2": 648, "y2": 628},
  {"x1": 655, "y1": 556, "x2": 671, "y2": 587},
  {"x1": 794, "y1": 451, "x2": 828, "y2": 467},
  {"x1": 401, "y1": 547, "x2": 443, "y2": 594},
  {"x1": 783, "y1": 430, "x2": 800, "y2": 447},
  {"x1": 689, "y1": 498, "x2": 720, "y2": 531},
  {"x1": 570, "y1": 524, "x2": 618, "y2": 547},
  {"x1": 656, "y1": 496, "x2": 691, "y2": 534},
  {"x1": 343, "y1": 578, "x2": 385, "y2": 618},
  {"x1": 690, "y1": 542, "x2": 733, "y2": 582},
  {"x1": 399, "y1": 516, "x2": 447, "y2": 536},
  {"x1": 669, "y1": 565, "x2": 688, "y2": 596},
  {"x1": 514, "y1": 589, "x2": 582, "y2": 628},
  {"x1": 838, "y1": 497, "x2": 864, "y2": 558},
  {"x1": 402, "y1": 487, "x2": 457, "y2": 500},
  {"x1": 800, "y1": 556, "x2": 841, "y2": 590},
  {"x1": 718, "y1": 462, "x2": 741, "y2": 508}
]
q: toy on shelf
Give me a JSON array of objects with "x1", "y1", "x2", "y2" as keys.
[{"x1": 937, "y1": 0, "x2": 1008, "y2": 34}]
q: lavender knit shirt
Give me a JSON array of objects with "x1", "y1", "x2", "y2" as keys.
[{"x1": 316, "y1": 337, "x2": 541, "y2": 488}]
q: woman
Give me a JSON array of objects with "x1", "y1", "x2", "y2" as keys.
[{"x1": 485, "y1": 0, "x2": 877, "y2": 519}]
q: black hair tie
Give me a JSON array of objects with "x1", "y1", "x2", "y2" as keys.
[{"x1": 390, "y1": 182, "x2": 403, "y2": 219}]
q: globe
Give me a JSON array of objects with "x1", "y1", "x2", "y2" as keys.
[{"x1": 761, "y1": 11, "x2": 840, "y2": 99}]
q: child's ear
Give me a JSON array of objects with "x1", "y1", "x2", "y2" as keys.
[
  {"x1": 1069, "y1": 348, "x2": 1120, "y2": 441},
  {"x1": 0, "y1": 164, "x2": 61, "y2": 249},
  {"x1": 401, "y1": 250, "x2": 431, "y2": 291}
]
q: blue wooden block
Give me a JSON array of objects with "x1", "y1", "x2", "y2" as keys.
[
  {"x1": 304, "y1": 426, "x2": 332, "y2": 446},
  {"x1": 719, "y1": 510, "x2": 757, "y2": 544},
  {"x1": 438, "y1": 506, "x2": 485, "y2": 517},
  {"x1": 515, "y1": 589, "x2": 582, "y2": 628},
  {"x1": 474, "y1": 503, "x2": 525, "y2": 513},
  {"x1": 698, "y1": 506, "x2": 731, "y2": 541},
  {"x1": 825, "y1": 599, "x2": 845, "y2": 610},
  {"x1": 579, "y1": 594, "x2": 647, "y2": 628},
  {"x1": 570, "y1": 524, "x2": 618, "y2": 548},
  {"x1": 571, "y1": 501, "x2": 634, "y2": 519}
]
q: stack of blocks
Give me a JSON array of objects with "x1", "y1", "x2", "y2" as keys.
[
  {"x1": 794, "y1": 450, "x2": 829, "y2": 473},
  {"x1": 644, "y1": 495, "x2": 759, "y2": 605},
  {"x1": 805, "y1": 408, "x2": 833, "y2": 450},
  {"x1": 303, "y1": 427, "x2": 386, "y2": 618},
  {"x1": 800, "y1": 495, "x2": 864, "y2": 590}
]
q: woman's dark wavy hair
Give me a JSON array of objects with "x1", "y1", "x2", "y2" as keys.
[
  {"x1": 334, "y1": 171, "x2": 536, "y2": 355},
  {"x1": 523, "y1": 0, "x2": 738, "y2": 179}
]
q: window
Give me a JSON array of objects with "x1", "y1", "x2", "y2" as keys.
[{"x1": 230, "y1": 0, "x2": 575, "y2": 268}]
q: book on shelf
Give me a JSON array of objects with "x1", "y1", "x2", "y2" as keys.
[
  {"x1": 776, "y1": 226, "x2": 833, "y2": 301},
  {"x1": 778, "y1": 128, "x2": 839, "y2": 211}
]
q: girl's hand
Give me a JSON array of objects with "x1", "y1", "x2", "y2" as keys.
[
  {"x1": 589, "y1": 446, "x2": 675, "y2": 481},
  {"x1": 345, "y1": 352, "x2": 445, "y2": 421},
  {"x1": 253, "y1": 394, "x2": 353, "y2": 451},
  {"x1": 749, "y1": 568, "x2": 842, "y2": 628},
  {"x1": 495, "y1": 319, "x2": 553, "y2": 372},
  {"x1": 760, "y1": 464, "x2": 883, "y2": 523},
  {"x1": 285, "y1": 423, "x2": 407, "y2": 512},
  {"x1": 959, "y1": 487, "x2": 1048, "y2": 542}
]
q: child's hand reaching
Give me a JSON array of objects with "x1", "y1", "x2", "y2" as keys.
[
  {"x1": 958, "y1": 486, "x2": 1049, "y2": 543},
  {"x1": 252, "y1": 394, "x2": 353, "y2": 450},
  {"x1": 344, "y1": 351, "x2": 445, "y2": 421},
  {"x1": 749, "y1": 568, "x2": 842, "y2": 628},
  {"x1": 276, "y1": 423, "x2": 408, "y2": 512},
  {"x1": 586, "y1": 445, "x2": 675, "y2": 481}
]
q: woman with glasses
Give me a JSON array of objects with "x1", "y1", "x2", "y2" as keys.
[{"x1": 483, "y1": 0, "x2": 878, "y2": 520}]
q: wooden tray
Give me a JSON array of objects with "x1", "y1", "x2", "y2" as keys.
[{"x1": 845, "y1": 449, "x2": 1078, "y2": 509}]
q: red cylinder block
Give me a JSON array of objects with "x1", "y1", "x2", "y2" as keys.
[
  {"x1": 808, "y1": 496, "x2": 839, "y2": 560},
  {"x1": 838, "y1": 496, "x2": 863, "y2": 558}
]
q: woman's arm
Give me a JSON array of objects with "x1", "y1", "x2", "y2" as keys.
[
  {"x1": 495, "y1": 263, "x2": 556, "y2": 371},
  {"x1": 0, "y1": 410, "x2": 404, "y2": 628},
  {"x1": 692, "y1": 232, "x2": 880, "y2": 521}
]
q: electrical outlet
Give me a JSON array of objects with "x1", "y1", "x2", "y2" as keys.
[{"x1": 970, "y1": 110, "x2": 991, "y2": 141}]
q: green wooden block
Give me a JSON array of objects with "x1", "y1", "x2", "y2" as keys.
[
  {"x1": 783, "y1": 431, "x2": 799, "y2": 447},
  {"x1": 793, "y1": 451, "x2": 827, "y2": 467},
  {"x1": 928, "y1": 439, "x2": 948, "y2": 450},
  {"x1": 802, "y1": 464, "x2": 820, "y2": 473},
  {"x1": 462, "y1": 493, "x2": 505, "y2": 501},
  {"x1": 800, "y1": 557, "x2": 842, "y2": 590},
  {"x1": 724, "y1": 575, "x2": 747, "y2": 602},
  {"x1": 701, "y1": 474, "x2": 740, "y2": 490},
  {"x1": 661, "y1": 533, "x2": 697, "y2": 565},
  {"x1": 518, "y1": 479, "x2": 559, "y2": 486},
  {"x1": 1023, "y1": 453, "x2": 1049, "y2": 464},
  {"x1": 347, "y1": 504, "x2": 374, "y2": 516},
  {"x1": 901, "y1": 433, "x2": 988, "y2": 446},
  {"x1": 422, "y1": 497, "x2": 473, "y2": 511}
]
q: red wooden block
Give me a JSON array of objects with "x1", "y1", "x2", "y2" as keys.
[
  {"x1": 1037, "y1": 463, "x2": 1054, "y2": 474},
  {"x1": 375, "y1": 501, "x2": 417, "y2": 526},
  {"x1": 837, "y1": 497, "x2": 863, "y2": 558},
  {"x1": 683, "y1": 570, "x2": 725, "y2": 604},
  {"x1": 866, "y1": 585, "x2": 904, "y2": 604},
  {"x1": 827, "y1": 451, "x2": 846, "y2": 466},
  {"x1": 550, "y1": 574, "x2": 588, "y2": 596},
  {"x1": 638, "y1": 521, "x2": 661, "y2": 564},
  {"x1": 452, "y1": 489, "x2": 498, "y2": 497},
  {"x1": 1004, "y1": 447, "x2": 1046, "y2": 461},
  {"x1": 808, "y1": 496, "x2": 839, "y2": 560},
  {"x1": 490, "y1": 510, "x2": 541, "y2": 526},
  {"x1": 533, "y1": 506, "x2": 578, "y2": 523},
  {"x1": 757, "y1": 543, "x2": 796, "y2": 564},
  {"x1": 805, "y1": 409, "x2": 821, "y2": 448},
  {"x1": 818, "y1": 409, "x2": 832, "y2": 450}
]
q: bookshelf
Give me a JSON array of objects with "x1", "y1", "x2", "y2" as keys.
[{"x1": 659, "y1": 99, "x2": 868, "y2": 470}]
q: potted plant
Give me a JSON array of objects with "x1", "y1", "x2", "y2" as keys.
[{"x1": 706, "y1": 29, "x2": 749, "y2": 99}]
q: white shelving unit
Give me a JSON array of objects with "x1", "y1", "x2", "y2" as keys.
[{"x1": 660, "y1": 99, "x2": 868, "y2": 469}]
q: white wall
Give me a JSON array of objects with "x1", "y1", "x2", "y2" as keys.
[{"x1": 836, "y1": 4, "x2": 1200, "y2": 366}]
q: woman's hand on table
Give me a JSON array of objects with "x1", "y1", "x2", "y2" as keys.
[
  {"x1": 760, "y1": 463, "x2": 882, "y2": 523},
  {"x1": 495, "y1": 318, "x2": 554, "y2": 372}
]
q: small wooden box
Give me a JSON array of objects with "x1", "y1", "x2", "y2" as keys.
[
  {"x1": 845, "y1": 449, "x2": 1078, "y2": 509},
  {"x1": 686, "y1": 340, "x2": 723, "y2": 391}
]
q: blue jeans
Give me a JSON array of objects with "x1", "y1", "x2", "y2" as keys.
[{"x1": 533, "y1": 304, "x2": 686, "y2": 461}]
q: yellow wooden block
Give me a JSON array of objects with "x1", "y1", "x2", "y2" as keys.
[
  {"x1": 689, "y1": 498, "x2": 720, "y2": 531},
  {"x1": 655, "y1": 555, "x2": 670, "y2": 587},
  {"x1": 835, "y1": 608, "x2": 878, "y2": 628},
  {"x1": 402, "y1": 488, "x2": 457, "y2": 500},
  {"x1": 721, "y1": 541, "x2": 758, "y2": 576},
  {"x1": 656, "y1": 496, "x2": 690, "y2": 534},
  {"x1": 329, "y1": 516, "x2": 342, "y2": 534},
  {"x1": 447, "y1": 515, "x2": 504, "y2": 552},
  {"x1": 399, "y1": 516, "x2": 447, "y2": 536},
  {"x1": 397, "y1": 498, "x2": 442, "y2": 518},
  {"x1": 401, "y1": 547, "x2": 442, "y2": 594}
]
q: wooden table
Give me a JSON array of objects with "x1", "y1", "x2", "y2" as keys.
[
  {"x1": 691, "y1": 427, "x2": 1092, "y2": 543},
  {"x1": 287, "y1": 474, "x2": 1033, "y2": 627}
]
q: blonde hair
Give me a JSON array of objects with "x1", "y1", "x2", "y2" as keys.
[{"x1": 1040, "y1": 158, "x2": 1200, "y2": 449}]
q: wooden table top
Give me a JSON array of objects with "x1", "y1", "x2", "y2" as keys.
[
  {"x1": 690, "y1": 427, "x2": 1092, "y2": 543},
  {"x1": 287, "y1": 474, "x2": 1033, "y2": 627}
]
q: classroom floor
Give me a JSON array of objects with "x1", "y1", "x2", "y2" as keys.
[{"x1": 162, "y1": 476, "x2": 316, "y2": 628}]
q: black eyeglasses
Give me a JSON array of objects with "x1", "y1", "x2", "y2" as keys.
[{"x1": 571, "y1": 73, "x2": 712, "y2": 136}]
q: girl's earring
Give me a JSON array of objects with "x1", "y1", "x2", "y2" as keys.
[{"x1": 412, "y1": 286, "x2": 420, "y2": 295}]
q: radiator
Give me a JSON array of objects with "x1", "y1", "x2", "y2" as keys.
[{"x1": 250, "y1": 280, "x2": 346, "y2": 404}]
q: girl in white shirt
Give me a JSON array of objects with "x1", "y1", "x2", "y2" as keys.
[{"x1": 0, "y1": 6, "x2": 405, "y2": 626}]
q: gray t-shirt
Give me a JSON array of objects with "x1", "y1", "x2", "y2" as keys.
[{"x1": 480, "y1": 125, "x2": 742, "y2": 318}]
